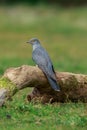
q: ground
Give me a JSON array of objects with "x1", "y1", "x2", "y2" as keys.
[{"x1": 0, "y1": 5, "x2": 87, "y2": 130}]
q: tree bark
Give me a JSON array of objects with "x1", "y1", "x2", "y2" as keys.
[{"x1": 0, "y1": 65, "x2": 87, "y2": 106}]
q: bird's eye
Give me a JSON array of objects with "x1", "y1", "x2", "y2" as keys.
[{"x1": 32, "y1": 40, "x2": 35, "y2": 42}]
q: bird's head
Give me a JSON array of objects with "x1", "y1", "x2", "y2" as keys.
[{"x1": 26, "y1": 38, "x2": 40, "y2": 45}]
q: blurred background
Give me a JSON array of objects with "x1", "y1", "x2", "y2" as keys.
[{"x1": 0, "y1": 0, "x2": 87, "y2": 75}]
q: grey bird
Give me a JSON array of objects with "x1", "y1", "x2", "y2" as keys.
[{"x1": 27, "y1": 38, "x2": 60, "y2": 91}]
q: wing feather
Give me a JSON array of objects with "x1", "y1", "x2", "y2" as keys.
[{"x1": 32, "y1": 46, "x2": 57, "y2": 81}]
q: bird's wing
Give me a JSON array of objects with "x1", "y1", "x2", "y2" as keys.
[{"x1": 32, "y1": 46, "x2": 57, "y2": 81}]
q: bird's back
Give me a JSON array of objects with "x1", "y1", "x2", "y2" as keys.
[
  {"x1": 32, "y1": 45, "x2": 60, "y2": 91},
  {"x1": 33, "y1": 46, "x2": 52, "y2": 67},
  {"x1": 32, "y1": 46, "x2": 54, "y2": 75},
  {"x1": 32, "y1": 45, "x2": 57, "y2": 81}
]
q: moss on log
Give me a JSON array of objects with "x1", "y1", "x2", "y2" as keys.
[{"x1": 0, "y1": 77, "x2": 18, "y2": 106}]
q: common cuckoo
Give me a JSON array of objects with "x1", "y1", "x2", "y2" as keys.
[{"x1": 27, "y1": 38, "x2": 60, "y2": 91}]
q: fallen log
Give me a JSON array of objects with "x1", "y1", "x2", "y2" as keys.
[{"x1": 0, "y1": 65, "x2": 87, "y2": 106}]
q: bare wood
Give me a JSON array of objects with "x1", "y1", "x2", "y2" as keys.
[{"x1": 0, "y1": 65, "x2": 87, "y2": 106}]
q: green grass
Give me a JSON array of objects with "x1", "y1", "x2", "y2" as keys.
[
  {"x1": 1, "y1": 89, "x2": 87, "y2": 130},
  {"x1": 0, "y1": 5, "x2": 87, "y2": 75},
  {"x1": 0, "y1": 5, "x2": 87, "y2": 130},
  {"x1": 0, "y1": 97, "x2": 87, "y2": 130}
]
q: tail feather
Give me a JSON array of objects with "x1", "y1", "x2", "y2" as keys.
[{"x1": 47, "y1": 76, "x2": 60, "y2": 91}]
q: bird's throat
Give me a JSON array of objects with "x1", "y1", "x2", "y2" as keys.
[{"x1": 33, "y1": 44, "x2": 40, "y2": 51}]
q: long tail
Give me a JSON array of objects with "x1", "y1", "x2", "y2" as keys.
[{"x1": 47, "y1": 76, "x2": 60, "y2": 91}]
